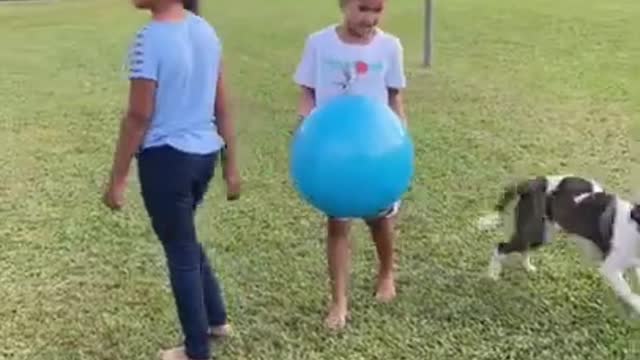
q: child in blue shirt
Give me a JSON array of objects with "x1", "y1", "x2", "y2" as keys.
[{"x1": 103, "y1": 0, "x2": 239, "y2": 359}]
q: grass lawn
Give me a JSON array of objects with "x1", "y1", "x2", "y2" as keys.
[{"x1": 1, "y1": 0, "x2": 639, "y2": 359}]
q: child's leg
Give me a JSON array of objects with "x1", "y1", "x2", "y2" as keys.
[
  {"x1": 138, "y1": 146, "x2": 211, "y2": 360},
  {"x1": 191, "y1": 155, "x2": 229, "y2": 335},
  {"x1": 365, "y1": 202, "x2": 400, "y2": 303},
  {"x1": 325, "y1": 217, "x2": 352, "y2": 329},
  {"x1": 198, "y1": 243, "x2": 229, "y2": 333}
]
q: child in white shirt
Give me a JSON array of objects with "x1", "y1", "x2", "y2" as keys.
[{"x1": 293, "y1": 0, "x2": 408, "y2": 330}]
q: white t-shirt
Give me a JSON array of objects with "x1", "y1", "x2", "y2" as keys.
[{"x1": 293, "y1": 24, "x2": 407, "y2": 109}]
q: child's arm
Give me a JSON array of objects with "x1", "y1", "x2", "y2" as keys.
[
  {"x1": 388, "y1": 88, "x2": 407, "y2": 128},
  {"x1": 110, "y1": 30, "x2": 160, "y2": 185},
  {"x1": 215, "y1": 62, "x2": 241, "y2": 200},
  {"x1": 293, "y1": 35, "x2": 317, "y2": 131},
  {"x1": 103, "y1": 79, "x2": 155, "y2": 210},
  {"x1": 297, "y1": 85, "x2": 316, "y2": 125},
  {"x1": 386, "y1": 38, "x2": 408, "y2": 128},
  {"x1": 110, "y1": 80, "x2": 156, "y2": 184},
  {"x1": 215, "y1": 63, "x2": 235, "y2": 163}
]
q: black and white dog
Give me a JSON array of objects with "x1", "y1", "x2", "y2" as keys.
[{"x1": 478, "y1": 175, "x2": 640, "y2": 313}]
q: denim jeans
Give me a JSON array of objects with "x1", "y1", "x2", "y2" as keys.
[{"x1": 138, "y1": 145, "x2": 226, "y2": 360}]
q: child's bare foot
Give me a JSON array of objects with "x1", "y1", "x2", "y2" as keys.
[
  {"x1": 209, "y1": 323, "x2": 232, "y2": 338},
  {"x1": 375, "y1": 274, "x2": 396, "y2": 303},
  {"x1": 158, "y1": 347, "x2": 192, "y2": 360},
  {"x1": 324, "y1": 302, "x2": 349, "y2": 330}
]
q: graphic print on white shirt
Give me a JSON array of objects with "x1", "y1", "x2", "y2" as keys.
[{"x1": 294, "y1": 25, "x2": 407, "y2": 109}]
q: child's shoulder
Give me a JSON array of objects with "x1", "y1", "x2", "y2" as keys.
[
  {"x1": 375, "y1": 29, "x2": 403, "y2": 49},
  {"x1": 130, "y1": 22, "x2": 161, "y2": 49},
  {"x1": 132, "y1": 18, "x2": 174, "y2": 42},
  {"x1": 303, "y1": 24, "x2": 338, "y2": 44},
  {"x1": 133, "y1": 22, "x2": 154, "y2": 36},
  {"x1": 187, "y1": 11, "x2": 212, "y2": 27},
  {"x1": 176, "y1": 12, "x2": 221, "y2": 48},
  {"x1": 186, "y1": 12, "x2": 218, "y2": 34}
]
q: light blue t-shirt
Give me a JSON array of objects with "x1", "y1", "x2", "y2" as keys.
[{"x1": 127, "y1": 11, "x2": 224, "y2": 155}]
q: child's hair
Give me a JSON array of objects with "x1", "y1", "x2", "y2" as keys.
[
  {"x1": 338, "y1": 0, "x2": 349, "y2": 8},
  {"x1": 183, "y1": 0, "x2": 199, "y2": 13}
]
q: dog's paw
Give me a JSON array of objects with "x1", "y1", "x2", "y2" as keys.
[
  {"x1": 487, "y1": 270, "x2": 501, "y2": 281},
  {"x1": 521, "y1": 256, "x2": 537, "y2": 273},
  {"x1": 477, "y1": 212, "x2": 502, "y2": 231},
  {"x1": 628, "y1": 295, "x2": 640, "y2": 315},
  {"x1": 487, "y1": 262, "x2": 502, "y2": 280},
  {"x1": 523, "y1": 263, "x2": 537, "y2": 273}
]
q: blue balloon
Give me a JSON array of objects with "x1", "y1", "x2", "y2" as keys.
[{"x1": 290, "y1": 95, "x2": 415, "y2": 219}]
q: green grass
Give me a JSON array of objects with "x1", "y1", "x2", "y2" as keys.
[{"x1": 1, "y1": 0, "x2": 639, "y2": 359}]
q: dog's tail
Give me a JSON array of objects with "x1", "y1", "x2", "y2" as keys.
[{"x1": 477, "y1": 177, "x2": 548, "y2": 231}]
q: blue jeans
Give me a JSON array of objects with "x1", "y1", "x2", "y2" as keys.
[{"x1": 138, "y1": 145, "x2": 226, "y2": 360}]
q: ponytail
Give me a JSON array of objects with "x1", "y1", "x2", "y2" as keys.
[{"x1": 183, "y1": 0, "x2": 199, "y2": 14}]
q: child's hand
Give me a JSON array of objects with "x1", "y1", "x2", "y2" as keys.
[
  {"x1": 221, "y1": 149, "x2": 241, "y2": 201},
  {"x1": 103, "y1": 176, "x2": 127, "y2": 210},
  {"x1": 223, "y1": 164, "x2": 241, "y2": 201},
  {"x1": 290, "y1": 114, "x2": 305, "y2": 135}
]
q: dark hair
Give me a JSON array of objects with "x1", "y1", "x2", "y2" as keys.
[{"x1": 183, "y1": 0, "x2": 199, "y2": 13}]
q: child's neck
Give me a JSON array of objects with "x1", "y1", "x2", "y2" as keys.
[
  {"x1": 151, "y1": 2, "x2": 186, "y2": 22},
  {"x1": 337, "y1": 24, "x2": 377, "y2": 45}
]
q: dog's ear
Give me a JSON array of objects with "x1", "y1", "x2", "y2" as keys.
[{"x1": 630, "y1": 204, "x2": 640, "y2": 225}]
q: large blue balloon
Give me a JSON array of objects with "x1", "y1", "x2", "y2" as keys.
[{"x1": 290, "y1": 95, "x2": 415, "y2": 219}]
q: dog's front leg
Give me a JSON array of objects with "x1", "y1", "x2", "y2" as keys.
[
  {"x1": 633, "y1": 268, "x2": 640, "y2": 290},
  {"x1": 521, "y1": 252, "x2": 537, "y2": 272},
  {"x1": 600, "y1": 257, "x2": 640, "y2": 314},
  {"x1": 630, "y1": 258, "x2": 640, "y2": 290},
  {"x1": 488, "y1": 248, "x2": 506, "y2": 280}
]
